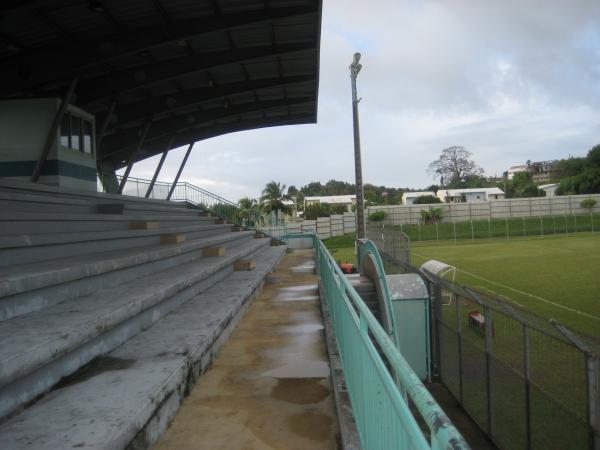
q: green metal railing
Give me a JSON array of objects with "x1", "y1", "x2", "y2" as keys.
[
  {"x1": 303, "y1": 233, "x2": 469, "y2": 450},
  {"x1": 113, "y1": 176, "x2": 287, "y2": 238}
]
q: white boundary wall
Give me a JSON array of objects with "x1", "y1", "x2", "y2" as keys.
[
  {"x1": 366, "y1": 194, "x2": 600, "y2": 225},
  {"x1": 266, "y1": 212, "x2": 357, "y2": 239}
]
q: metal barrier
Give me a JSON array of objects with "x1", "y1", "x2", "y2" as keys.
[
  {"x1": 368, "y1": 224, "x2": 600, "y2": 450},
  {"x1": 302, "y1": 233, "x2": 469, "y2": 450},
  {"x1": 112, "y1": 176, "x2": 287, "y2": 238}
]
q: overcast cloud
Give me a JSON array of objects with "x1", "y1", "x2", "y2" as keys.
[{"x1": 127, "y1": 0, "x2": 600, "y2": 201}]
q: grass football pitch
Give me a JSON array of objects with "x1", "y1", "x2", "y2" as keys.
[
  {"x1": 410, "y1": 233, "x2": 600, "y2": 338},
  {"x1": 324, "y1": 232, "x2": 600, "y2": 338}
]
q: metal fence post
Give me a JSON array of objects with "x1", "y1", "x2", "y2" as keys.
[
  {"x1": 470, "y1": 220, "x2": 474, "y2": 241},
  {"x1": 523, "y1": 325, "x2": 532, "y2": 450},
  {"x1": 488, "y1": 218, "x2": 491, "y2": 240},
  {"x1": 433, "y1": 281, "x2": 443, "y2": 379},
  {"x1": 574, "y1": 213, "x2": 578, "y2": 233},
  {"x1": 505, "y1": 217, "x2": 509, "y2": 240},
  {"x1": 587, "y1": 355, "x2": 599, "y2": 450},
  {"x1": 484, "y1": 306, "x2": 496, "y2": 437},
  {"x1": 523, "y1": 216, "x2": 526, "y2": 238},
  {"x1": 456, "y1": 294, "x2": 463, "y2": 403},
  {"x1": 540, "y1": 215, "x2": 543, "y2": 238},
  {"x1": 453, "y1": 221, "x2": 457, "y2": 244}
]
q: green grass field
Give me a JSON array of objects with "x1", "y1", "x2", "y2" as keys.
[
  {"x1": 411, "y1": 233, "x2": 600, "y2": 337},
  {"x1": 324, "y1": 232, "x2": 600, "y2": 338}
]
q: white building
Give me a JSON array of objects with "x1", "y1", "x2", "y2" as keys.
[
  {"x1": 538, "y1": 183, "x2": 559, "y2": 197},
  {"x1": 304, "y1": 194, "x2": 356, "y2": 211},
  {"x1": 507, "y1": 165, "x2": 528, "y2": 180},
  {"x1": 436, "y1": 187, "x2": 505, "y2": 203},
  {"x1": 401, "y1": 191, "x2": 436, "y2": 205}
]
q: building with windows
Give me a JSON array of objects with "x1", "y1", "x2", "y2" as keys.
[{"x1": 436, "y1": 187, "x2": 505, "y2": 203}]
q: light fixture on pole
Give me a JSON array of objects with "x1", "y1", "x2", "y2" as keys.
[{"x1": 350, "y1": 52, "x2": 365, "y2": 239}]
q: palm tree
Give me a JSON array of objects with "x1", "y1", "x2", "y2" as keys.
[
  {"x1": 237, "y1": 197, "x2": 258, "y2": 225},
  {"x1": 260, "y1": 181, "x2": 291, "y2": 221}
]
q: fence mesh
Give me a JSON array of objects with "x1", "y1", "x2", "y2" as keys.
[{"x1": 367, "y1": 223, "x2": 600, "y2": 450}]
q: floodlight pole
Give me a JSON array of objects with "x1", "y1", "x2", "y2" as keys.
[{"x1": 350, "y1": 52, "x2": 365, "y2": 239}]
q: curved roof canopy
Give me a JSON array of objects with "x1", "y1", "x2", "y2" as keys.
[{"x1": 0, "y1": 0, "x2": 322, "y2": 169}]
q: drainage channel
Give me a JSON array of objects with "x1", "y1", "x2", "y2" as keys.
[{"x1": 154, "y1": 248, "x2": 339, "y2": 449}]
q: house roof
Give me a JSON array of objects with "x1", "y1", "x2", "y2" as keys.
[
  {"x1": 438, "y1": 187, "x2": 505, "y2": 196},
  {"x1": 0, "y1": 0, "x2": 322, "y2": 170},
  {"x1": 304, "y1": 195, "x2": 356, "y2": 203}
]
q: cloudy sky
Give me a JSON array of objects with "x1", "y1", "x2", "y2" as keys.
[{"x1": 126, "y1": 0, "x2": 600, "y2": 201}]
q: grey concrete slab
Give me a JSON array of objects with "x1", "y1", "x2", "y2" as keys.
[
  {"x1": 0, "y1": 246, "x2": 287, "y2": 450},
  {"x1": 0, "y1": 231, "x2": 255, "y2": 301},
  {"x1": 0, "y1": 224, "x2": 238, "y2": 268},
  {"x1": 0, "y1": 239, "x2": 269, "y2": 394},
  {"x1": 0, "y1": 233, "x2": 255, "y2": 322}
]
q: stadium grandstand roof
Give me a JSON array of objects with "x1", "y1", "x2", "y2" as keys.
[{"x1": 0, "y1": 0, "x2": 322, "y2": 170}]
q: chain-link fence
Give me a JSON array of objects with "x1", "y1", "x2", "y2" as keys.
[
  {"x1": 376, "y1": 213, "x2": 600, "y2": 243},
  {"x1": 367, "y1": 223, "x2": 600, "y2": 450}
]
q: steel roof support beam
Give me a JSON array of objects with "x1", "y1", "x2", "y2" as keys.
[
  {"x1": 118, "y1": 121, "x2": 151, "y2": 194},
  {"x1": 94, "y1": 74, "x2": 313, "y2": 127},
  {"x1": 0, "y1": 5, "x2": 318, "y2": 95},
  {"x1": 30, "y1": 77, "x2": 78, "y2": 182},
  {"x1": 167, "y1": 142, "x2": 194, "y2": 201},
  {"x1": 100, "y1": 96, "x2": 313, "y2": 157},
  {"x1": 95, "y1": 97, "x2": 117, "y2": 152},
  {"x1": 145, "y1": 135, "x2": 173, "y2": 198},
  {"x1": 102, "y1": 114, "x2": 313, "y2": 170},
  {"x1": 73, "y1": 42, "x2": 314, "y2": 105}
]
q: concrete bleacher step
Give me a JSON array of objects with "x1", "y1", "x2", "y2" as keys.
[
  {"x1": 0, "y1": 191, "x2": 95, "y2": 214},
  {"x1": 0, "y1": 211, "x2": 217, "y2": 235},
  {"x1": 0, "y1": 223, "x2": 237, "y2": 267},
  {"x1": 0, "y1": 245, "x2": 286, "y2": 450},
  {"x1": 0, "y1": 235, "x2": 272, "y2": 419},
  {"x1": 0, "y1": 231, "x2": 257, "y2": 321},
  {"x1": 97, "y1": 202, "x2": 203, "y2": 217}
]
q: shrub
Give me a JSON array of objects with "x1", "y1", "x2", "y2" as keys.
[
  {"x1": 413, "y1": 195, "x2": 441, "y2": 204},
  {"x1": 581, "y1": 198, "x2": 598, "y2": 212},
  {"x1": 420, "y1": 207, "x2": 443, "y2": 224},
  {"x1": 368, "y1": 211, "x2": 387, "y2": 222}
]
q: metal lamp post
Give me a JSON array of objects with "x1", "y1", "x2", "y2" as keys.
[{"x1": 350, "y1": 52, "x2": 365, "y2": 239}]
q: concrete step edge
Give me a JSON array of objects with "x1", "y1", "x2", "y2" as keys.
[
  {"x1": 0, "y1": 239, "x2": 272, "y2": 415},
  {"x1": 0, "y1": 231, "x2": 256, "y2": 299},
  {"x1": 0, "y1": 244, "x2": 287, "y2": 448}
]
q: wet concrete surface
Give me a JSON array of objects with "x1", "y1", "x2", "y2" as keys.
[{"x1": 154, "y1": 249, "x2": 339, "y2": 450}]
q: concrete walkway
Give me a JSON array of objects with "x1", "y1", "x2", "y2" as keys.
[{"x1": 154, "y1": 248, "x2": 339, "y2": 450}]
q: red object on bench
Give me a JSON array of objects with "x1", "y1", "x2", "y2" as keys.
[{"x1": 468, "y1": 310, "x2": 485, "y2": 331}]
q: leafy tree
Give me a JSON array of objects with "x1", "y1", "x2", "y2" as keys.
[
  {"x1": 581, "y1": 198, "x2": 597, "y2": 212},
  {"x1": 368, "y1": 211, "x2": 387, "y2": 222},
  {"x1": 330, "y1": 204, "x2": 349, "y2": 215},
  {"x1": 413, "y1": 195, "x2": 441, "y2": 204},
  {"x1": 428, "y1": 146, "x2": 484, "y2": 186},
  {"x1": 237, "y1": 197, "x2": 259, "y2": 223},
  {"x1": 260, "y1": 181, "x2": 290, "y2": 220},
  {"x1": 304, "y1": 202, "x2": 331, "y2": 220},
  {"x1": 555, "y1": 144, "x2": 600, "y2": 195}
]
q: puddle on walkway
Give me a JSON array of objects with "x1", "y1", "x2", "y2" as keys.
[
  {"x1": 154, "y1": 248, "x2": 338, "y2": 450},
  {"x1": 271, "y1": 378, "x2": 330, "y2": 405}
]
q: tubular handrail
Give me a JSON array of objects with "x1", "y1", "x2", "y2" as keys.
[
  {"x1": 357, "y1": 239, "x2": 397, "y2": 339},
  {"x1": 113, "y1": 175, "x2": 287, "y2": 239},
  {"x1": 308, "y1": 233, "x2": 469, "y2": 450}
]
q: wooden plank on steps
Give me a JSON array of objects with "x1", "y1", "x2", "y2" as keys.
[
  {"x1": 129, "y1": 221, "x2": 160, "y2": 230},
  {"x1": 233, "y1": 259, "x2": 256, "y2": 271},
  {"x1": 230, "y1": 226, "x2": 244, "y2": 232},
  {"x1": 202, "y1": 247, "x2": 226, "y2": 257},
  {"x1": 160, "y1": 234, "x2": 186, "y2": 244}
]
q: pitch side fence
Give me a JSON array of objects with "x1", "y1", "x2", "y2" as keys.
[{"x1": 367, "y1": 224, "x2": 600, "y2": 450}]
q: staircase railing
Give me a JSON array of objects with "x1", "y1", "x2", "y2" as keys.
[
  {"x1": 297, "y1": 232, "x2": 469, "y2": 450},
  {"x1": 113, "y1": 176, "x2": 287, "y2": 238}
]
